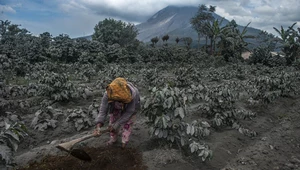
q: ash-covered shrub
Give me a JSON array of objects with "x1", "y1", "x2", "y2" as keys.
[{"x1": 248, "y1": 47, "x2": 286, "y2": 67}]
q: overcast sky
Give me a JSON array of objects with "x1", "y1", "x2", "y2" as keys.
[{"x1": 0, "y1": 0, "x2": 299, "y2": 38}]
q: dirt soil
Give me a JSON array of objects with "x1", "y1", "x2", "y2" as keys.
[
  {"x1": 11, "y1": 95, "x2": 300, "y2": 170},
  {"x1": 18, "y1": 147, "x2": 147, "y2": 170}
]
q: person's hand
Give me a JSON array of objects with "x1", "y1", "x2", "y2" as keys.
[
  {"x1": 93, "y1": 123, "x2": 103, "y2": 136},
  {"x1": 107, "y1": 125, "x2": 115, "y2": 133},
  {"x1": 93, "y1": 127, "x2": 101, "y2": 136}
]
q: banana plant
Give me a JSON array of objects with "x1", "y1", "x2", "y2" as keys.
[{"x1": 273, "y1": 22, "x2": 300, "y2": 65}]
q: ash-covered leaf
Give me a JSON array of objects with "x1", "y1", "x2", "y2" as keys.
[
  {"x1": 30, "y1": 117, "x2": 39, "y2": 127},
  {"x1": 4, "y1": 131, "x2": 19, "y2": 142},
  {"x1": 0, "y1": 145, "x2": 13, "y2": 165},
  {"x1": 6, "y1": 137, "x2": 18, "y2": 152}
]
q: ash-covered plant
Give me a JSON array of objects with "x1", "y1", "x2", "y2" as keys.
[
  {"x1": 88, "y1": 99, "x2": 100, "y2": 120},
  {"x1": 0, "y1": 54, "x2": 12, "y2": 75},
  {"x1": 37, "y1": 71, "x2": 78, "y2": 101},
  {"x1": 94, "y1": 77, "x2": 112, "y2": 90},
  {"x1": 75, "y1": 63, "x2": 97, "y2": 82},
  {"x1": 142, "y1": 86, "x2": 213, "y2": 161},
  {"x1": 30, "y1": 106, "x2": 63, "y2": 131},
  {"x1": 95, "y1": 64, "x2": 130, "y2": 88},
  {"x1": 183, "y1": 83, "x2": 257, "y2": 137},
  {"x1": 248, "y1": 46, "x2": 286, "y2": 67},
  {"x1": 101, "y1": 64, "x2": 129, "y2": 79},
  {"x1": 247, "y1": 71, "x2": 300, "y2": 103},
  {"x1": 31, "y1": 61, "x2": 60, "y2": 74},
  {"x1": 0, "y1": 119, "x2": 27, "y2": 168},
  {"x1": 0, "y1": 79, "x2": 9, "y2": 99},
  {"x1": 77, "y1": 85, "x2": 93, "y2": 100},
  {"x1": 141, "y1": 68, "x2": 164, "y2": 87},
  {"x1": 26, "y1": 83, "x2": 39, "y2": 97},
  {"x1": 66, "y1": 108, "x2": 94, "y2": 131},
  {"x1": 173, "y1": 67, "x2": 196, "y2": 87},
  {"x1": 8, "y1": 86, "x2": 27, "y2": 98}
]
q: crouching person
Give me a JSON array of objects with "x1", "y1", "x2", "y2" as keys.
[{"x1": 94, "y1": 77, "x2": 140, "y2": 149}]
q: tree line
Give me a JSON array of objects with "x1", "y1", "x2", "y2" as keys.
[{"x1": 0, "y1": 4, "x2": 299, "y2": 66}]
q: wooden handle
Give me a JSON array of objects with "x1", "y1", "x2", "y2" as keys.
[
  {"x1": 75, "y1": 129, "x2": 110, "y2": 144},
  {"x1": 57, "y1": 129, "x2": 110, "y2": 151}
]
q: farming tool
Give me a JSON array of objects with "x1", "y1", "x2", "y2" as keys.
[{"x1": 56, "y1": 129, "x2": 110, "y2": 161}]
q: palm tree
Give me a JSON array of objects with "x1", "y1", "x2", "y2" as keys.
[
  {"x1": 273, "y1": 22, "x2": 299, "y2": 65},
  {"x1": 218, "y1": 22, "x2": 253, "y2": 62},
  {"x1": 205, "y1": 18, "x2": 225, "y2": 55},
  {"x1": 273, "y1": 24, "x2": 292, "y2": 43},
  {"x1": 190, "y1": 4, "x2": 215, "y2": 50}
]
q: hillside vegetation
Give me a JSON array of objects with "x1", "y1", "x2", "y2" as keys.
[{"x1": 0, "y1": 9, "x2": 300, "y2": 169}]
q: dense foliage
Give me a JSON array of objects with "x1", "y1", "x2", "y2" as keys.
[
  {"x1": 92, "y1": 18, "x2": 139, "y2": 48},
  {"x1": 0, "y1": 15, "x2": 299, "y2": 168},
  {"x1": 0, "y1": 115, "x2": 27, "y2": 168}
]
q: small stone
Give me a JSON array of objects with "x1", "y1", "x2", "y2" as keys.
[
  {"x1": 270, "y1": 145, "x2": 274, "y2": 150},
  {"x1": 50, "y1": 140, "x2": 57, "y2": 145},
  {"x1": 249, "y1": 160, "x2": 257, "y2": 165},
  {"x1": 285, "y1": 163, "x2": 294, "y2": 169},
  {"x1": 261, "y1": 137, "x2": 267, "y2": 141},
  {"x1": 262, "y1": 150, "x2": 268, "y2": 154},
  {"x1": 290, "y1": 157, "x2": 300, "y2": 164},
  {"x1": 47, "y1": 141, "x2": 50, "y2": 144},
  {"x1": 241, "y1": 162, "x2": 246, "y2": 165}
]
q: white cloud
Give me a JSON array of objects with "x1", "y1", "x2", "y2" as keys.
[
  {"x1": 0, "y1": 5, "x2": 16, "y2": 14},
  {"x1": 3, "y1": 0, "x2": 300, "y2": 38}
]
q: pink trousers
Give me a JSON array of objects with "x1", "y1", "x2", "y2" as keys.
[{"x1": 109, "y1": 113, "x2": 136, "y2": 144}]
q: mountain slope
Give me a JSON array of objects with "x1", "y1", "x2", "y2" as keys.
[
  {"x1": 136, "y1": 5, "x2": 261, "y2": 44},
  {"x1": 76, "y1": 5, "x2": 262, "y2": 47}
]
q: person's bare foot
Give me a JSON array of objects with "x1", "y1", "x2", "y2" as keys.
[
  {"x1": 121, "y1": 143, "x2": 126, "y2": 149},
  {"x1": 106, "y1": 138, "x2": 117, "y2": 146}
]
